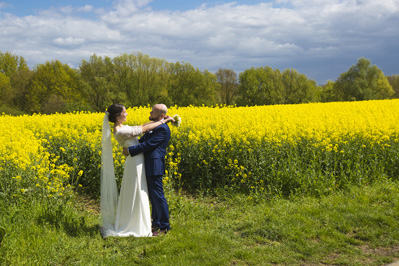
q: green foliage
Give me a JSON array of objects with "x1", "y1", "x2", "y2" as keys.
[
  {"x1": 237, "y1": 66, "x2": 319, "y2": 106},
  {"x1": 387, "y1": 74, "x2": 399, "y2": 98},
  {"x1": 333, "y1": 58, "x2": 394, "y2": 101},
  {"x1": 79, "y1": 54, "x2": 118, "y2": 111},
  {"x1": 216, "y1": 68, "x2": 238, "y2": 105},
  {"x1": 237, "y1": 66, "x2": 285, "y2": 105},
  {"x1": 113, "y1": 53, "x2": 171, "y2": 107},
  {"x1": 1, "y1": 50, "x2": 398, "y2": 115},
  {"x1": 0, "y1": 52, "x2": 32, "y2": 111},
  {"x1": 319, "y1": 80, "x2": 336, "y2": 102},
  {"x1": 282, "y1": 68, "x2": 319, "y2": 103},
  {"x1": 0, "y1": 72, "x2": 12, "y2": 106},
  {"x1": 0, "y1": 104, "x2": 25, "y2": 116},
  {"x1": 168, "y1": 62, "x2": 219, "y2": 106},
  {"x1": 80, "y1": 52, "x2": 173, "y2": 111},
  {"x1": 25, "y1": 60, "x2": 86, "y2": 113},
  {"x1": 0, "y1": 227, "x2": 4, "y2": 247},
  {"x1": 0, "y1": 52, "x2": 28, "y2": 77}
]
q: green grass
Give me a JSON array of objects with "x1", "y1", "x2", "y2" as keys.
[{"x1": 1, "y1": 180, "x2": 399, "y2": 266}]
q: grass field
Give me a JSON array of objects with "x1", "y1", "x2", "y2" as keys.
[{"x1": 1, "y1": 181, "x2": 399, "y2": 265}]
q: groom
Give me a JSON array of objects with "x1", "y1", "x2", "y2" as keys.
[{"x1": 123, "y1": 104, "x2": 171, "y2": 236}]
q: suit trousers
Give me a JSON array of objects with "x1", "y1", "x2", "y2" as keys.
[{"x1": 146, "y1": 175, "x2": 170, "y2": 231}]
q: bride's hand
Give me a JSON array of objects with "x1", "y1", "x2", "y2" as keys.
[{"x1": 163, "y1": 116, "x2": 175, "y2": 123}]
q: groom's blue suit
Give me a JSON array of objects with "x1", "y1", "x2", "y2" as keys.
[{"x1": 128, "y1": 123, "x2": 170, "y2": 231}]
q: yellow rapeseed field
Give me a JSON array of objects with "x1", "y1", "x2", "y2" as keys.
[{"x1": 1, "y1": 99, "x2": 398, "y2": 199}]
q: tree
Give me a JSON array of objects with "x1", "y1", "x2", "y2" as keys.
[
  {"x1": 25, "y1": 60, "x2": 83, "y2": 113},
  {"x1": 0, "y1": 52, "x2": 23, "y2": 77},
  {"x1": 168, "y1": 62, "x2": 219, "y2": 106},
  {"x1": 282, "y1": 68, "x2": 319, "y2": 104},
  {"x1": 387, "y1": 74, "x2": 399, "y2": 98},
  {"x1": 237, "y1": 66, "x2": 285, "y2": 106},
  {"x1": 113, "y1": 52, "x2": 170, "y2": 107},
  {"x1": 0, "y1": 52, "x2": 32, "y2": 111},
  {"x1": 80, "y1": 54, "x2": 117, "y2": 111},
  {"x1": 333, "y1": 58, "x2": 394, "y2": 101},
  {"x1": 41, "y1": 94, "x2": 67, "y2": 114},
  {"x1": 199, "y1": 69, "x2": 219, "y2": 106},
  {"x1": 216, "y1": 68, "x2": 238, "y2": 105},
  {"x1": 319, "y1": 80, "x2": 336, "y2": 102},
  {"x1": 11, "y1": 64, "x2": 33, "y2": 111},
  {"x1": 0, "y1": 72, "x2": 12, "y2": 106}
]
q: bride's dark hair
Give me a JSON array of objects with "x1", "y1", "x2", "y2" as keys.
[{"x1": 106, "y1": 103, "x2": 125, "y2": 123}]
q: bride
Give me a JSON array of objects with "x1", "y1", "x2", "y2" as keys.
[{"x1": 100, "y1": 103, "x2": 173, "y2": 238}]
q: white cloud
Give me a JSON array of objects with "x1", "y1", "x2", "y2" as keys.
[
  {"x1": 78, "y1": 5, "x2": 94, "y2": 13},
  {"x1": 104, "y1": 0, "x2": 153, "y2": 21},
  {"x1": 53, "y1": 37, "x2": 85, "y2": 46},
  {"x1": 0, "y1": 0, "x2": 398, "y2": 83}
]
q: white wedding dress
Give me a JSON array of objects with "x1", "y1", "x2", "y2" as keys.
[{"x1": 102, "y1": 125, "x2": 152, "y2": 237}]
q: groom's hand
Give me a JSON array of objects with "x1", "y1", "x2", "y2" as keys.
[{"x1": 122, "y1": 147, "x2": 130, "y2": 156}]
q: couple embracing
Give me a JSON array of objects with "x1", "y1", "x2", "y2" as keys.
[{"x1": 101, "y1": 103, "x2": 173, "y2": 238}]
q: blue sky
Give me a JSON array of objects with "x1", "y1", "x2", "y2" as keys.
[
  {"x1": 1, "y1": 0, "x2": 398, "y2": 84},
  {"x1": 3, "y1": 0, "x2": 273, "y2": 15}
]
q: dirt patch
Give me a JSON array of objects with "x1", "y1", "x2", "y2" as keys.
[
  {"x1": 74, "y1": 193, "x2": 100, "y2": 215},
  {"x1": 359, "y1": 244, "x2": 399, "y2": 257},
  {"x1": 297, "y1": 245, "x2": 399, "y2": 266},
  {"x1": 325, "y1": 245, "x2": 399, "y2": 266},
  {"x1": 359, "y1": 245, "x2": 399, "y2": 264}
]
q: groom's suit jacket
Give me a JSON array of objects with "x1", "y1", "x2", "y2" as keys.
[{"x1": 128, "y1": 123, "x2": 170, "y2": 177}]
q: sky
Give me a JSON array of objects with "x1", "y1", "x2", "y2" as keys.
[{"x1": 0, "y1": 0, "x2": 398, "y2": 85}]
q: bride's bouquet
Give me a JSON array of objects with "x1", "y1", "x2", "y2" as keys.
[{"x1": 171, "y1": 114, "x2": 181, "y2": 127}]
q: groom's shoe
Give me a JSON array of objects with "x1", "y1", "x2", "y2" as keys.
[{"x1": 152, "y1": 229, "x2": 167, "y2": 237}]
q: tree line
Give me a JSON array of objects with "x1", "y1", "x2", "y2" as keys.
[{"x1": 0, "y1": 51, "x2": 398, "y2": 115}]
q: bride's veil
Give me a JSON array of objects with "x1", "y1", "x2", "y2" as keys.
[{"x1": 100, "y1": 112, "x2": 118, "y2": 236}]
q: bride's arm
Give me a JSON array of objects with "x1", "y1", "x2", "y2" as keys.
[
  {"x1": 117, "y1": 116, "x2": 174, "y2": 139},
  {"x1": 140, "y1": 116, "x2": 174, "y2": 133},
  {"x1": 141, "y1": 121, "x2": 153, "y2": 126},
  {"x1": 141, "y1": 115, "x2": 173, "y2": 126}
]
